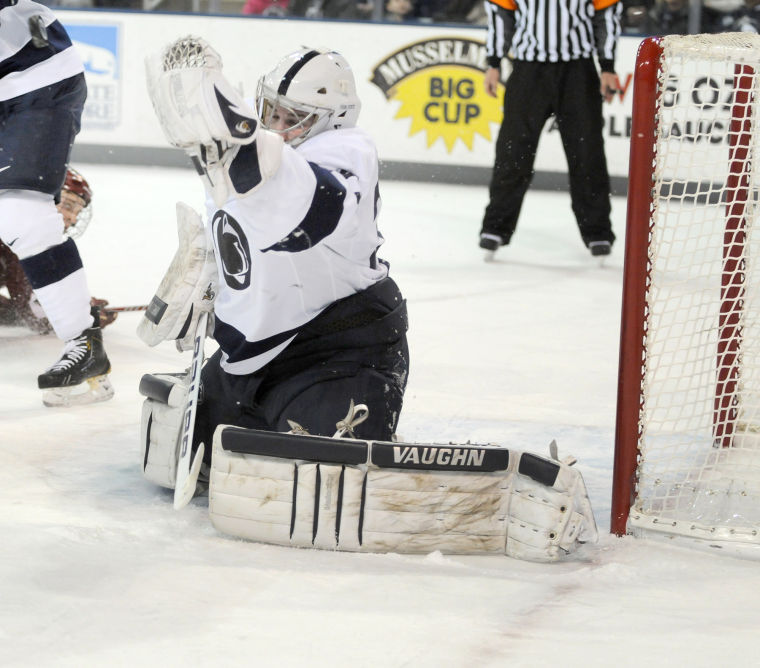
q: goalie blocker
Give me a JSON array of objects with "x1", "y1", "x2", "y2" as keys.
[
  {"x1": 208, "y1": 427, "x2": 598, "y2": 562},
  {"x1": 137, "y1": 202, "x2": 216, "y2": 352}
]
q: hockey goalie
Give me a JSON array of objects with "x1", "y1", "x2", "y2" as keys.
[{"x1": 137, "y1": 36, "x2": 598, "y2": 562}]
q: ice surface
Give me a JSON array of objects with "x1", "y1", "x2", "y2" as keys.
[{"x1": 2, "y1": 165, "x2": 757, "y2": 667}]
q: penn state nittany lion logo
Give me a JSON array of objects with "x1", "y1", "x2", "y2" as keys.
[{"x1": 212, "y1": 211, "x2": 251, "y2": 290}]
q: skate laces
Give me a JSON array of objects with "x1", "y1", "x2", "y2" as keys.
[{"x1": 47, "y1": 334, "x2": 90, "y2": 372}]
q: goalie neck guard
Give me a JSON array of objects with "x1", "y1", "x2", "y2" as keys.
[{"x1": 255, "y1": 47, "x2": 361, "y2": 147}]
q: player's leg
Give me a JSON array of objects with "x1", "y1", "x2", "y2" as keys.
[
  {"x1": 555, "y1": 59, "x2": 615, "y2": 254},
  {"x1": 0, "y1": 240, "x2": 50, "y2": 332},
  {"x1": 0, "y1": 75, "x2": 112, "y2": 403},
  {"x1": 480, "y1": 61, "x2": 553, "y2": 251},
  {"x1": 0, "y1": 189, "x2": 111, "y2": 404},
  {"x1": 262, "y1": 334, "x2": 409, "y2": 440},
  {"x1": 0, "y1": 190, "x2": 92, "y2": 340},
  {"x1": 193, "y1": 348, "x2": 271, "y2": 463},
  {"x1": 272, "y1": 365, "x2": 406, "y2": 440}
]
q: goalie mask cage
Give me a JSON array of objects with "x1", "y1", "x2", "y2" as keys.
[{"x1": 612, "y1": 34, "x2": 760, "y2": 556}]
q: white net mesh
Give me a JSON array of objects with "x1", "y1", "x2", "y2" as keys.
[{"x1": 631, "y1": 34, "x2": 760, "y2": 546}]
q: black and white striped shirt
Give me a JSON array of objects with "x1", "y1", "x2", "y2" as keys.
[{"x1": 484, "y1": 0, "x2": 622, "y2": 71}]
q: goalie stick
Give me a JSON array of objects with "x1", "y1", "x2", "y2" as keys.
[
  {"x1": 101, "y1": 305, "x2": 148, "y2": 313},
  {"x1": 174, "y1": 311, "x2": 208, "y2": 510}
]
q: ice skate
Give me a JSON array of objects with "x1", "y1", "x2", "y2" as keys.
[
  {"x1": 38, "y1": 326, "x2": 114, "y2": 407},
  {"x1": 479, "y1": 234, "x2": 502, "y2": 262},
  {"x1": 589, "y1": 240, "x2": 612, "y2": 267}
]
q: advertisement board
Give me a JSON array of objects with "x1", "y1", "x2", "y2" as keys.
[{"x1": 60, "y1": 9, "x2": 643, "y2": 186}]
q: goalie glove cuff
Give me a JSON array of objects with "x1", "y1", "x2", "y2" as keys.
[{"x1": 190, "y1": 130, "x2": 283, "y2": 208}]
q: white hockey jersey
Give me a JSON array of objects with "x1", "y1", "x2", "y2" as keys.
[
  {"x1": 207, "y1": 127, "x2": 389, "y2": 375},
  {"x1": 0, "y1": 0, "x2": 84, "y2": 102}
]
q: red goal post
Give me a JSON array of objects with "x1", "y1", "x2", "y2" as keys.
[{"x1": 612, "y1": 34, "x2": 760, "y2": 556}]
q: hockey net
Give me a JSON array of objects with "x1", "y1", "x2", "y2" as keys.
[{"x1": 612, "y1": 34, "x2": 760, "y2": 556}]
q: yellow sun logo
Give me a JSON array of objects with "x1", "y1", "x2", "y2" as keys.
[
  {"x1": 392, "y1": 65, "x2": 503, "y2": 152},
  {"x1": 369, "y1": 39, "x2": 504, "y2": 154}
]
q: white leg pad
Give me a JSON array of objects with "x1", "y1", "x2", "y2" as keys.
[
  {"x1": 313, "y1": 464, "x2": 344, "y2": 550},
  {"x1": 210, "y1": 454, "x2": 296, "y2": 544},
  {"x1": 507, "y1": 481, "x2": 581, "y2": 562},
  {"x1": 139, "y1": 374, "x2": 189, "y2": 489},
  {"x1": 360, "y1": 470, "x2": 511, "y2": 554},
  {"x1": 208, "y1": 429, "x2": 598, "y2": 562},
  {"x1": 335, "y1": 466, "x2": 365, "y2": 552}
]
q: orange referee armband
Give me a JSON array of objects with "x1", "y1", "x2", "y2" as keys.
[
  {"x1": 486, "y1": 0, "x2": 516, "y2": 9},
  {"x1": 593, "y1": 0, "x2": 619, "y2": 9}
]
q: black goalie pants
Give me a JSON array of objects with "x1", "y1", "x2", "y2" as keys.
[
  {"x1": 480, "y1": 58, "x2": 615, "y2": 247},
  {"x1": 194, "y1": 278, "x2": 409, "y2": 460}
]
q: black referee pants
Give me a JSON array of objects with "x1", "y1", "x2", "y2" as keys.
[{"x1": 480, "y1": 58, "x2": 614, "y2": 248}]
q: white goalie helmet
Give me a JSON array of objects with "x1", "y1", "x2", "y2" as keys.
[{"x1": 256, "y1": 47, "x2": 361, "y2": 146}]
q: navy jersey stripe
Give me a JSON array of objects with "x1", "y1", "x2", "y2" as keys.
[
  {"x1": 228, "y1": 140, "x2": 263, "y2": 195},
  {"x1": 278, "y1": 50, "x2": 320, "y2": 96},
  {"x1": 214, "y1": 317, "x2": 303, "y2": 364},
  {"x1": 20, "y1": 237, "x2": 83, "y2": 289},
  {"x1": 263, "y1": 162, "x2": 346, "y2": 253},
  {"x1": 0, "y1": 21, "x2": 73, "y2": 79}
]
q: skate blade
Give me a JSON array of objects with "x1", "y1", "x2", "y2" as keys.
[
  {"x1": 483, "y1": 250, "x2": 497, "y2": 263},
  {"x1": 42, "y1": 374, "x2": 115, "y2": 408}
]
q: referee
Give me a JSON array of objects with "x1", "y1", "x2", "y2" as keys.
[{"x1": 478, "y1": 0, "x2": 622, "y2": 258}]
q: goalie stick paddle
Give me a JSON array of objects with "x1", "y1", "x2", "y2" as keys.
[{"x1": 173, "y1": 312, "x2": 208, "y2": 510}]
